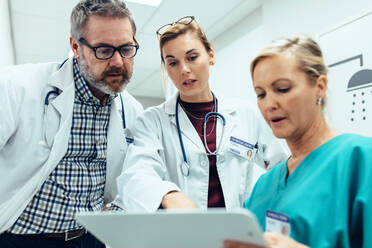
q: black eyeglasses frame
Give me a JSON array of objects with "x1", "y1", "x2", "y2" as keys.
[{"x1": 78, "y1": 38, "x2": 139, "y2": 60}]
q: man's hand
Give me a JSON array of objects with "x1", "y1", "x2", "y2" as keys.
[{"x1": 161, "y1": 191, "x2": 198, "y2": 209}]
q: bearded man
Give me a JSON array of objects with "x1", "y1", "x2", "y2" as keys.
[{"x1": 0, "y1": 1, "x2": 143, "y2": 247}]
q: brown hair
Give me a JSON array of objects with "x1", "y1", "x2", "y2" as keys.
[{"x1": 158, "y1": 20, "x2": 212, "y2": 64}]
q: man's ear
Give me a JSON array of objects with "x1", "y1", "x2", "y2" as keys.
[{"x1": 70, "y1": 37, "x2": 80, "y2": 60}]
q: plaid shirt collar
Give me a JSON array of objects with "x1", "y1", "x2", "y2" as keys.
[{"x1": 73, "y1": 58, "x2": 116, "y2": 105}]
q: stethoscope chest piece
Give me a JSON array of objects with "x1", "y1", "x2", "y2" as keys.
[{"x1": 181, "y1": 162, "x2": 190, "y2": 177}]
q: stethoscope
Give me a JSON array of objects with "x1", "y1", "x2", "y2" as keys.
[
  {"x1": 175, "y1": 91, "x2": 226, "y2": 177},
  {"x1": 43, "y1": 59, "x2": 129, "y2": 142}
]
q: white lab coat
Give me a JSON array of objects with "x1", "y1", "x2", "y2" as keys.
[
  {"x1": 0, "y1": 58, "x2": 143, "y2": 233},
  {"x1": 117, "y1": 92, "x2": 289, "y2": 212}
]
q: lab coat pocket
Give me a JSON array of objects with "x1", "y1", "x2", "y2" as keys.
[
  {"x1": 43, "y1": 104, "x2": 61, "y2": 148},
  {"x1": 117, "y1": 129, "x2": 132, "y2": 154}
]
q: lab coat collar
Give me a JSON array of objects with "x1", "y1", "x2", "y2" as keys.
[
  {"x1": 164, "y1": 90, "x2": 237, "y2": 153},
  {"x1": 164, "y1": 90, "x2": 236, "y2": 115},
  {"x1": 48, "y1": 57, "x2": 75, "y2": 91},
  {"x1": 45, "y1": 57, "x2": 75, "y2": 125}
]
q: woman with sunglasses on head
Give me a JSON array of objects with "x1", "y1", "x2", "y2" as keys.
[
  {"x1": 224, "y1": 35, "x2": 372, "y2": 248},
  {"x1": 117, "y1": 16, "x2": 288, "y2": 211}
]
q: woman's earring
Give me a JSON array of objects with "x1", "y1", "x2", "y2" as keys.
[{"x1": 317, "y1": 97, "x2": 323, "y2": 105}]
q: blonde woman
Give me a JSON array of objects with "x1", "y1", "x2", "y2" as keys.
[{"x1": 225, "y1": 35, "x2": 372, "y2": 248}]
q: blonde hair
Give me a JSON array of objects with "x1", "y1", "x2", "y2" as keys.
[{"x1": 250, "y1": 35, "x2": 328, "y2": 106}]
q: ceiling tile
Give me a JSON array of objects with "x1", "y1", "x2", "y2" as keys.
[
  {"x1": 129, "y1": 65, "x2": 157, "y2": 85},
  {"x1": 127, "y1": 68, "x2": 164, "y2": 97},
  {"x1": 126, "y1": 2, "x2": 158, "y2": 32},
  {"x1": 16, "y1": 53, "x2": 65, "y2": 65},
  {"x1": 128, "y1": 78, "x2": 164, "y2": 97},
  {"x1": 10, "y1": 0, "x2": 75, "y2": 20},
  {"x1": 207, "y1": 0, "x2": 262, "y2": 40},
  {"x1": 142, "y1": 0, "x2": 243, "y2": 34},
  {"x1": 135, "y1": 33, "x2": 161, "y2": 69},
  {"x1": 12, "y1": 13, "x2": 70, "y2": 64}
]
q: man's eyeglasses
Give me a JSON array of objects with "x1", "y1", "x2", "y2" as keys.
[
  {"x1": 156, "y1": 16, "x2": 195, "y2": 36},
  {"x1": 78, "y1": 38, "x2": 139, "y2": 60}
]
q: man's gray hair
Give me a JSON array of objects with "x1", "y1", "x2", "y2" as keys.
[{"x1": 70, "y1": 0, "x2": 136, "y2": 39}]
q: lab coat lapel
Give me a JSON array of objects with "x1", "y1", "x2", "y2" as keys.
[
  {"x1": 105, "y1": 95, "x2": 126, "y2": 202},
  {"x1": 45, "y1": 58, "x2": 75, "y2": 169},
  {"x1": 217, "y1": 111, "x2": 236, "y2": 152},
  {"x1": 177, "y1": 106, "x2": 206, "y2": 151},
  {"x1": 216, "y1": 94, "x2": 237, "y2": 153},
  {"x1": 165, "y1": 93, "x2": 205, "y2": 152}
]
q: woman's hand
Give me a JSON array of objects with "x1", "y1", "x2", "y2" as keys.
[
  {"x1": 224, "y1": 240, "x2": 266, "y2": 248},
  {"x1": 224, "y1": 232, "x2": 309, "y2": 248},
  {"x1": 263, "y1": 232, "x2": 309, "y2": 248},
  {"x1": 161, "y1": 191, "x2": 198, "y2": 209}
]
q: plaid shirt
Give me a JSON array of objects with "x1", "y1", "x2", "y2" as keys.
[{"x1": 8, "y1": 58, "x2": 114, "y2": 234}]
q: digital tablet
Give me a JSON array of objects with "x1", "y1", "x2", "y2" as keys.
[{"x1": 76, "y1": 209, "x2": 266, "y2": 248}]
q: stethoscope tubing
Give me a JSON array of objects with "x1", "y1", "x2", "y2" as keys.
[
  {"x1": 203, "y1": 111, "x2": 225, "y2": 155},
  {"x1": 175, "y1": 91, "x2": 225, "y2": 176},
  {"x1": 44, "y1": 58, "x2": 126, "y2": 128}
]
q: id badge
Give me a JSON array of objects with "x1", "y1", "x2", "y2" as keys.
[
  {"x1": 228, "y1": 136, "x2": 257, "y2": 160},
  {"x1": 266, "y1": 210, "x2": 291, "y2": 236},
  {"x1": 124, "y1": 128, "x2": 134, "y2": 144}
]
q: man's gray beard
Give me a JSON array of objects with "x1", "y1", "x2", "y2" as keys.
[{"x1": 78, "y1": 55, "x2": 129, "y2": 96}]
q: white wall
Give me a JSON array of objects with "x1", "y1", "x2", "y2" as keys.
[
  {"x1": 210, "y1": 7, "x2": 263, "y2": 106},
  {"x1": 317, "y1": 11, "x2": 372, "y2": 136},
  {"x1": 211, "y1": 0, "x2": 372, "y2": 100},
  {"x1": 0, "y1": 0, "x2": 15, "y2": 67},
  {"x1": 262, "y1": 0, "x2": 372, "y2": 43},
  {"x1": 209, "y1": 0, "x2": 372, "y2": 136}
]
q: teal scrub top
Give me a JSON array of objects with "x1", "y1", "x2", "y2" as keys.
[{"x1": 244, "y1": 134, "x2": 372, "y2": 248}]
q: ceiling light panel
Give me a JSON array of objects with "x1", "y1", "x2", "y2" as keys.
[{"x1": 126, "y1": 0, "x2": 162, "y2": 7}]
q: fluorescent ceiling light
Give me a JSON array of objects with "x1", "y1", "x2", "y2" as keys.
[{"x1": 126, "y1": 0, "x2": 162, "y2": 7}]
